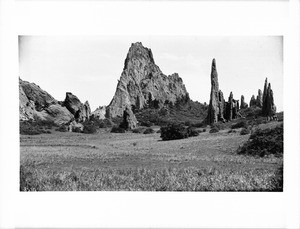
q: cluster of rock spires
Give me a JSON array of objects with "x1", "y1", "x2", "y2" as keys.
[
  {"x1": 206, "y1": 59, "x2": 277, "y2": 125},
  {"x1": 19, "y1": 78, "x2": 91, "y2": 128},
  {"x1": 206, "y1": 59, "x2": 241, "y2": 124}
]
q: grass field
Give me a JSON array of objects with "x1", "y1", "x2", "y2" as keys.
[{"x1": 20, "y1": 122, "x2": 283, "y2": 191}]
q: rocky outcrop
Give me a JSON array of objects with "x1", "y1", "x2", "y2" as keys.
[
  {"x1": 107, "y1": 42, "x2": 189, "y2": 118},
  {"x1": 240, "y1": 95, "x2": 248, "y2": 109},
  {"x1": 63, "y1": 92, "x2": 91, "y2": 122},
  {"x1": 224, "y1": 92, "x2": 239, "y2": 121},
  {"x1": 262, "y1": 80, "x2": 276, "y2": 116},
  {"x1": 120, "y1": 106, "x2": 137, "y2": 130},
  {"x1": 19, "y1": 78, "x2": 73, "y2": 125},
  {"x1": 250, "y1": 95, "x2": 256, "y2": 107},
  {"x1": 91, "y1": 106, "x2": 106, "y2": 119},
  {"x1": 206, "y1": 59, "x2": 226, "y2": 123},
  {"x1": 256, "y1": 89, "x2": 263, "y2": 107}
]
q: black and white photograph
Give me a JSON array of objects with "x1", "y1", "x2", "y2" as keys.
[
  {"x1": 0, "y1": 0, "x2": 299, "y2": 228},
  {"x1": 19, "y1": 36, "x2": 283, "y2": 191}
]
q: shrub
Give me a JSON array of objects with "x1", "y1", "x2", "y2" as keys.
[
  {"x1": 111, "y1": 126, "x2": 126, "y2": 133},
  {"x1": 144, "y1": 128, "x2": 155, "y2": 134},
  {"x1": 72, "y1": 127, "x2": 82, "y2": 133},
  {"x1": 231, "y1": 120, "x2": 248, "y2": 129},
  {"x1": 202, "y1": 128, "x2": 206, "y2": 132},
  {"x1": 211, "y1": 122, "x2": 225, "y2": 130},
  {"x1": 99, "y1": 118, "x2": 114, "y2": 128},
  {"x1": 187, "y1": 127, "x2": 199, "y2": 137},
  {"x1": 228, "y1": 129, "x2": 236, "y2": 134},
  {"x1": 82, "y1": 123, "x2": 97, "y2": 134},
  {"x1": 132, "y1": 127, "x2": 147, "y2": 134},
  {"x1": 20, "y1": 121, "x2": 47, "y2": 135},
  {"x1": 237, "y1": 124, "x2": 283, "y2": 157},
  {"x1": 160, "y1": 123, "x2": 189, "y2": 141},
  {"x1": 209, "y1": 127, "x2": 219, "y2": 133},
  {"x1": 56, "y1": 125, "x2": 68, "y2": 132},
  {"x1": 156, "y1": 130, "x2": 161, "y2": 133},
  {"x1": 240, "y1": 128, "x2": 250, "y2": 135},
  {"x1": 140, "y1": 121, "x2": 154, "y2": 127}
]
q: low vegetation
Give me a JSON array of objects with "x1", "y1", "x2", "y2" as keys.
[
  {"x1": 20, "y1": 162, "x2": 283, "y2": 191},
  {"x1": 240, "y1": 128, "x2": 251, "y2": 135},
  {"x1": 238, "y1": 123, "x2": 283, "y2": 157},
  {"x1": 20, "y1": 120, "x2": 56, "y2": 135},
  {"x1": 111, "y1": 126, "x2": 126, "y2": 133},
  {"x1": 160, "y1": 123, "x2": 189, "y2": 141}
]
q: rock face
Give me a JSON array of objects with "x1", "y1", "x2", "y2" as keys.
[
  {"x1": 63, "y1": 92, "x2": 91, "y2": 122},
  {"x1": 206, "y1": 59, "x2": 226, "y2": 123},
  {"x1": 92, "y1": 106, "x2": 106, "y2": 119},
  {"x1": 240, "y1": 95, "x2": 248, "y2": 109},
  {"x1": 120, "y1": 106, "x2": 138, "y2": 130},
  {"x1": 19, "y1": 78, "x2": 73, "y2": 125},
  {"x1": 107, "y1": 42, "x2": 189, "y2": 118},
  {"x1": 262, "y1": 79, "x2": 276, "y2": 116}
]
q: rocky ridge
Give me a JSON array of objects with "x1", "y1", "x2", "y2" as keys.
[{"x1": 19, "y1": 78, "x2": 91, "y2": 125}]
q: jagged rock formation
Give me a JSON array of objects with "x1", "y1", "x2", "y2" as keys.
[
  {"x1": 250, "y1": 95, "x2": 256, "y2": 107},
  {"x1": 256, "y1": 89, "x2": 263, "y2": 107},
  {"x1": 206, "y1": 59, "x2": 226, "y2": 123},
  {"x1": 262, "y1": 79, "x2": 276, "y2": 116},
  {"x1": 224, "y1": 92, "x2": 240, "y2": 121},
  {"x1": 120, "y1": 106, "x2": 138, "y2": 130},
  {"x1": 63, "y1": 92, "x2": 91, "y2": 122},
  {"x1": 19, "y1": 78, "x2": 73, "y2": 125},
  {"x1": 107, "y1": 42, "x2": 189, "y2": 118},
  {"x1": 240, "y1": 95, "x2": 248, "y2": 109},
  {"x1": 92, "y1": 106, "x2": 106, "y2": 119}
]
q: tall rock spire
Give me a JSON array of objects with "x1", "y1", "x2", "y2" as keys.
[{"x1": 206, "y1": 59, "x2": 225, "y2": 124}]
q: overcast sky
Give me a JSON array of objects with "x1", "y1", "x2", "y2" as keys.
[{"x1": 19, "y1": 36, "x2": 283, "y2": 112}]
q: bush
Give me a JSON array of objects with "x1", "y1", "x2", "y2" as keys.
[
  {"x1": 140, "y1": 121, "x2": 154, "y2": 127},
  {"x1": 98, "y1": 118, "x2": 114, "y2": 128},
  {"x1": 72, "y1": 127, "x2": 82, "y2": 133},
  {"x1": 228, "y1": 129, "x2": 236, "y2": 134},
  {"x1": 82, "y1": 123, "x2": 97, "y2": 134},
  {"x1": 231, "y1": 120, "x2": 248, "y2": 129},
  {"x1": 202, "y1": 128, "x2": 206, "y2": 132},
  {"x1": 20, "y1": 121, "x2": 49, "y2": 135},
  {"x1": 56, "y1": 125, "x2": 68, "y2": 132},
  {"x1": 187, "y1": 126, "x2": 199, "y2": 137},
  {"x1": 209, "y1": 127, "x2": 219, "y2": 133},
  {"x1": 240, "y1": 128, "x2": 251, "y2": 135},
  {"x1": 237, "y1": 124, "x2": 283, "y2": 157},
  {"x1": 160, "y1": 123, "x2": 189, "y2": 141},
  {"x1": 211, "y1": 122, "x2": 225, "y2": 130},
  {"x1": 144, "y1": 128, "x2": 155, "y2": 134},
  {"x1": 132, "y1": 127, "x2": 147, "y2": 134},
  {"x1": 111, "y1": 126, "x2": 126, "y2": 133}
]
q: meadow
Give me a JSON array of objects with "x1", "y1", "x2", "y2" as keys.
[{"x1": 20, "y1": 122, "x2": 283, "y2": 191}]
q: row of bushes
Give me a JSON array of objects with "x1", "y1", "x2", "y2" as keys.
[
  {"x1": 160, "y1": 123, "x2": 203, "y2": 141},
  {"x1": 20, "y1": 120, "x2": 56, "y2": 135}
]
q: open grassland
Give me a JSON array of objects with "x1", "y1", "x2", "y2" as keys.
[{"x1": 20, "y1": 123, "x2": 283, "y2": 191}]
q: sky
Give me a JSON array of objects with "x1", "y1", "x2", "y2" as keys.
[{"x1": 19, "y1": 36, "x2": 283, "y2": 112}]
